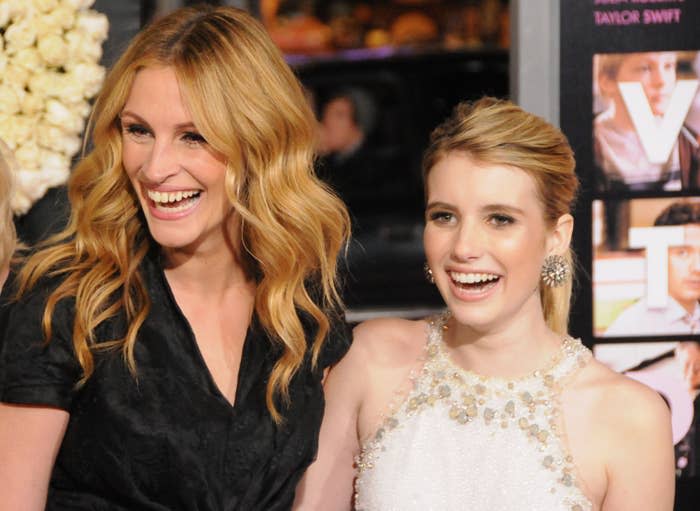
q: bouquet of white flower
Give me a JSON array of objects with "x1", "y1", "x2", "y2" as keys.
[{"x1": 0, "y1": 0, "x2": 108, "y2": 215}]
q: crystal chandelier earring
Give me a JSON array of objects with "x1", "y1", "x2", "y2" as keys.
[
  {"x1": 540, "y1": 254, "x2": 569, "y2": 287},
  {"x1": 424, "y1": 262, "x2": 435, "y2": 284}
]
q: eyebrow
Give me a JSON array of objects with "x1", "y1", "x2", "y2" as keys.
[
  {"x1": 425, "y1": 201, "x2": 526, "y2": 216},
  {"x1": 119, "y1": 110, "x2": 197, "y2": 130}
]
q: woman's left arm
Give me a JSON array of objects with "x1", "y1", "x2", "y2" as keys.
[{"x1": 601, "y1": 381, "x2": 675, "y2": 511}]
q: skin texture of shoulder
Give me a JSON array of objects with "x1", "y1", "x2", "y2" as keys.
[
  {"x1": 561, "y1": 358, "x2": 675, "y2": 511},
  {"x1": 293, "y1": 316, "x2": 428, "y2": 511}
]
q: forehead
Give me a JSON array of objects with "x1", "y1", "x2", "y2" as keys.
[
  {"x1": 426, "y1": 152, "x2": 542, "y2": 211},
  {"x1": 124, "y1": 66, "x2": 187, "y2": 112}
]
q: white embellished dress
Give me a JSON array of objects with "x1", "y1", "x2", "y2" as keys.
[{"x1": 354, "y1": 315, "x2": 594, "y2": 511}]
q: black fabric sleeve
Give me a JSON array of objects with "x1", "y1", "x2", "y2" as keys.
[
  {"x1": 317, "y1": 311, "x2": 352, "y2": 369},
  {"x1": 0, "y1": 277, "x2": 82, "y2": 410}
]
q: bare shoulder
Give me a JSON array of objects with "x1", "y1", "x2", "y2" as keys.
[
  {"x1": 566, "y1": 357, "x2": 671, "y2": 461},
  {"x1": 574, "y1": 359, "x2": 670, "y2": 425},
  {"x1": 563, "y1": 357, "x2": 674, "y2": 507},
  {"x1": 350, "y1": 316, "x2": 429, "y2": 366}
]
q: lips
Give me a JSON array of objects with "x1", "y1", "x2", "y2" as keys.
[
  {"x1": 447, "y1": 270, "x2": 501, "y2": 297},
  {"x1": 144, "y1": 188, "x2": 202, "y2": 216}
]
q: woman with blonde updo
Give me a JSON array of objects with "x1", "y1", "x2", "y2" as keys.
[
  {"x1": 295, "y1": 98, "x2": 674, "y2": 511},
  {"x1": 0, "y1": 5, "x2": 350, "y2": 510}
]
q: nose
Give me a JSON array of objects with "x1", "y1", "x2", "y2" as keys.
[
  {"x1": 138, "y1": 138, "x2": 180, "y2": 185},
  {"x1": 451, "y1": 218, "x2": 485, "y2": 262},
  {"x1": 649, "y1": 64, "x2": 670, "y2": 89}
]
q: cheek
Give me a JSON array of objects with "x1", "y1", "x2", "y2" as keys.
[
  {"x1": 122, "y1": 143, "x2": 144, "y2": 178},
  {"x1": 423, "y1": 227, "x2": 449, "y2": 262}
]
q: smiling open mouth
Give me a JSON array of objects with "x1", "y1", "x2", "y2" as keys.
[
  {"x1": 147, "y1": 190, "x2": 201, "y2": 212},
  {"x1": 449, "y1": 271, "x2": 500, "y2": 291}
]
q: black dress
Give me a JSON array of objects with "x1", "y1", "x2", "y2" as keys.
[{"x1": 0, "y1": 249, "x2": 350, "y2": 510}]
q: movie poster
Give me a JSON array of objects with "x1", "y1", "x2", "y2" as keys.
[
  {"x1": 561, "y1": 0, "x2": 700, "y2": 498},
  {"x1": 592, "y1": 197, "x2": 700, "y2": 338},
  {"x1": 595, "y1": 341, "x2": 700, "y2": 478}
]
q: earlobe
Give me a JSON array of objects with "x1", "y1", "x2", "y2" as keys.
[{"x1": 548, "y1": 214, "x2": 574, "y2": 255}]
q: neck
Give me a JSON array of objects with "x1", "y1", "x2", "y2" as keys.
[
  {"x1": 445, "y1": 296, "x2": 563, "y2": 379},
  {"x1": 161, "y1": 231, "x2": 252, "y2": 299}
]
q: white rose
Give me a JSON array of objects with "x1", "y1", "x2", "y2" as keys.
[
  {"x1": 48, "y1": 5, "x2": 77, "y2": 30},
  {"x1": 63, "y1": 0, "x2": 96, "y2": 10},
  {"x1": 11, "y1": 115, "x2": 37, "y2": 146},
  {"x1": 0, "y1": 114, "x2": 18, "y2": 150},
  {"x1": 75, "y1": 11, "x2": 109, "y2": 42},
  {"x1": 4, "y1": 19, "x2": 37, "y2": 54},
  {"x1": 68, "y1": 62, "x2": 105, "y2": 99},
  {"x1": 65, "y1": 30, "x2": 102, "y2": 63},
  {"x1": 32, "y1": 0, "x2": 59, "y2": 14},
  {"x1": 6, "y1": 0, "x2": 29, "y2": 22},
  {"x1": 38, "y1": 124, "x2": 81, "y2": 157},
  {"x1": 56, "y1": 75, "x2": 85, "y2": 104},
  {"x1": 2, "y1": 63, "x2": 31, "y2": 90},
  {"x1": 45, "y1": 99, "x2": 84, "y2": 134},
  {"x1": 15, "y1": 141, "x2": 41, "y2": 171},
  {"x1": 21, "y1": 92, "x2": 45, "y2": 116},
  {"x1": 0, "y1": 4, "x2": 11, "y2": 29},
  {"x1": 13, "y1": 164, "x2": 70, "y2": 215},
  {"x1": 13, "y1": 47, "x2": 42, "y2": 73},
  {"x1": 37, "y1": 34, "x2": 68, "y2": 67},
  {"x1": 74, "y1": 100, "x2": 91, "y2": 119},
  {"x1": 10, "y1": 179, "x2": 34, "y2": 215},
  {"x1": 28, "y1": 70, "x2": 63, "y2": 98},
  {"x1": 0, "y1": 85, "x2": 21, "y2": 115},
  {"x1": 33, "y1": 12, "x2": 64, "y2": 37},
  {"x1": 40, "y1": 149, "x2": 71, "y2": 173}
]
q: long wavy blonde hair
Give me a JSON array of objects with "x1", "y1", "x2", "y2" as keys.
[
  {"x1": 0, "y1": 140, "x2": 16, "y2": 272},
  {"x1": 16, "y1": 5, "x2": 350, "y2": 423},
  {"x1": 422, "y1": 97, "x2": 578, "y2": 335}
]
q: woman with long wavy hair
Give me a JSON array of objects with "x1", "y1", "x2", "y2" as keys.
[{"x1": 0, "y1": 5, "x2": 350, "y2": 510}]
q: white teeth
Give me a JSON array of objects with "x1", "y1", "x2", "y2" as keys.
[
  {"x1": 449, "y1": 271, "x2": 499, "y2": 284},
  {"x1": 147, "y1": 189, "x2": 199, "y2": 204},
  {"x1": 154, "y1": 200, "x2": 196, "y2": 213}
]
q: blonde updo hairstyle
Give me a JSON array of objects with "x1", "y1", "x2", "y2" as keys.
[
  {"x1": 17, "y1": 5, "x2": 350, "y2": 423},
  {"x1": 422, "y1": 97, "x2": 578, "y2": 334}
]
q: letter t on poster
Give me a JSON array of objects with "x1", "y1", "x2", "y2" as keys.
[{"x1": 629, "y1": 226, "x2": 684, "y2": 308}]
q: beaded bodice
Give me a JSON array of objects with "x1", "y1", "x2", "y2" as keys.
[{"x1": 354, "y1": 314, "x2": 594, "y2": 511}]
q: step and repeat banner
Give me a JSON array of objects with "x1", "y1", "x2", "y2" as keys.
[{"x1": 561, "y1": 0, "x2": 700, "y2": 494}]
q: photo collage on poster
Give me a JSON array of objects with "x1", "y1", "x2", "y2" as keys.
[
  {"x1": 561, "y1": 0, "x2": 700, "y2": 494},
  {"x1": 590, "y1": 50, "x2": 700, "y2": 479}
]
